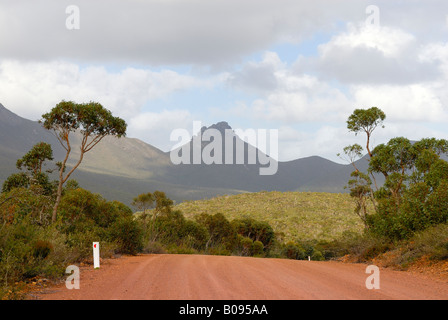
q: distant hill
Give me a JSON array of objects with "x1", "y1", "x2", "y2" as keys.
[
  {"x1": 165, "y1": 120, "x2": 365, "y2": 193},
  {"x1": 0, "y1": 103, "x2": 363, "y2": 206},
  {"x1": 175, "y1": 191, "x2": 364, "y2": 243}
]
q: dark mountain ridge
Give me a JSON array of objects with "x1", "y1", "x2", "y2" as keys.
[{"x1": 0, "y1": 103, "x2": 360, "y2": 206}]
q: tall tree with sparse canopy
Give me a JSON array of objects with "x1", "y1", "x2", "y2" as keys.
[
  {"x1": 341, "y1": 107, "x2": 386, "y2": 226},
  {"x1": 41, "y1": 100, "x2": 127, "y2": 223},
  {"x1": 346, "y1": 107, "x2": 386, "y2": 158},
  {"x1": 132, "y1": 192, "x2": 154, "y2": 216}
]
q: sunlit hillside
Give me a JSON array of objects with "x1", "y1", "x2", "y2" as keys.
[{"x1": 176, "y1": 191, "x2": 364, "y2": 243}]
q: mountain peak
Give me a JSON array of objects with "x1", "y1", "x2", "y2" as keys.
[{"x1": 200, "y1": 121, "x2": 233, "y2": 135}]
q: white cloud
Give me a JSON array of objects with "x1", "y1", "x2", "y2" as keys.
[
  {"x1": 277, "y1": 125, "x2": 364, "y2": 162},
  {"x1": 227, "y1": 52, "x2": 284, "y2": 93},
  {"x1": 0, "y1": 0, "x2": 363, "y2": 66},
  {"x1": 321, "y1": 23, "x2": 415, "y2": 58},
  {"x1": 241, "y1": 70, "x2": 352, "y2": 123},
  {"x1": 303, "y1": 23, "x2": 441, "y2": 84},
  {"x1": 372, "y1": 0, "x2": 448, "y2": 42},
  {"x1": 128, "y1": 109, "x2": 194, "y2": 151},
  {"x1": 277, "y1": 119, "x2": 448, "y2": 163},
  {"x1": 419, "y1": 42, "x2": 448, "y2": 75},
  {"x1": 0, "y1": 60, "x2": 210, "y2": 121},
  {"x1": 351, "y1": 84, "x2": 448, "y2": 123},
  {"x1": 222, "y1": 32, "x2": 448, "y2": 161},
  {"x1": 2, "y1": 0, "x2": 448, "y2": 165}
]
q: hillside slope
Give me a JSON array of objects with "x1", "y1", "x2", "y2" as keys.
[
  {"x1": 0, "y1": 103, "x2": 362, "y2": 204},
  {"x1": 176, "y1": 191, "x2": 363, "y2": 242}
]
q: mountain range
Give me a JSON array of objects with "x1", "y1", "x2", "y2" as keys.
[{"x1": 0, "y1": 103, "x2": 367, "y2": 207}]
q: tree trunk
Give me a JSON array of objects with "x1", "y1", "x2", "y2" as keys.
[
  {"x1": 51, "y1": 181, "x2": 63, "y2": 223},
  {"x1": 51, "y1": 162, "x2": 66, "y2": 223},
  {"x1": 51, "y1": 143, "x2": 84, "y2": 223},
  {"x1": 366, "y1": 133, "x2": 372, "y2": 158}
]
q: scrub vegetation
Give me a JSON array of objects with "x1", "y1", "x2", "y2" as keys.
[{"x1": 1, "y1": 104, "x2": 447, "y2": 299}]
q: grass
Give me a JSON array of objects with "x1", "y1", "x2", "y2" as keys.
[{"x1": 175, "y1": 191, "x2": 364, "y2": 243}]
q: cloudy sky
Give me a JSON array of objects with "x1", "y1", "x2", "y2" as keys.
[{"x1": 1, "y1": 0, "x2": 448, "y2": 163}]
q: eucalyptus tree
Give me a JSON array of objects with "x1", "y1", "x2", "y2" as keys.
[
  {"x1": 341, "y1": 107, "x2": 386, "y2": 226},
  {"x1": 2, "y1": 142, "x2": 54, "y2": 195},
  {"x1": 40, "y1": 100, "x2": 127, "y2": 223},
  {"x1": 346, "y1": 106, "x2": 386, "y2": 158}
]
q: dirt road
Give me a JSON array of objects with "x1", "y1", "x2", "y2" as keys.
[{"x1": 38, "y1": 254, "x2": 448, "y2": 300}]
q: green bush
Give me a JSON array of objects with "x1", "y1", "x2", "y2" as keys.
[
  {"x1": 195, "y1": 213, "x2": 236, "y2": 250},
  {"x1": 0, "y1": 172, "x2": 148, "y2": 298},
  {"x1": 207, "y1": 246, "x2": 231, "y2": 256},
  {"x1": 283, "y1": 241, "x2": 306, "y2": 260},
  {"x1": 311, "y1": 250, "x2": 324, "y2": 261},
  {"x1": 0, "y1": 216, "x2": 70, "y2": 298},
  {"x1": 238, "y1": 236, "x2": 253, "y2": 256},
  {"x1": 166, "y1": 244, "x2": 198, "y2": 254},
  {"x1": 405, "y1": 223, "x2": 448, "y2": 262},
  {"x1": 143, "y1": 241, "x2": 166, "y2": 254},
  {"x1": 318, "y1": 231, "x2": 364, "y2": 259},
  {"x1": 32, "y1": 240, "x2": 53, "y2": 260},
  {"x1": 251, "y1": 240, "x2": 264, "y2": 256},
  {"x1": 366, "y1": 179, "x2": 448, "y2": 241},
  {"x1": 232, "y1": 217, "x2": 275, "y2": 249},
  {"x1": 425, "y1": 180, "x2": 448, "y2": 225},
  {"x1": 178, "y1": 220, "x2": 208, "y2": 250},
  {"x1": 143, "y1": 210, "x2": 212, "y2": 254},
  {"x1": 108, "y1": 216, "x2": 144, "y2": 255}
]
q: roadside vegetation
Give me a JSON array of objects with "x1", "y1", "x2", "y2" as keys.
[
  {"x1": 1, "y1": 103, "x2": 447, "y2": 299},
  {"x1": 336, "y1": 107, "x2": 448, "y2": 268}
]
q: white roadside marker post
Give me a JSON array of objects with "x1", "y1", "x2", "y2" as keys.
[{"x1": 93, "y1": 242, "x2": 100, "y2": 269}]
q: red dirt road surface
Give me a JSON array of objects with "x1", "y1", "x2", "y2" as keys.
[{"x1": 38, "y1": 254, "x2": 448, "y2": 300}]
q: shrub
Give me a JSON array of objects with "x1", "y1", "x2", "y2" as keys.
[
  {"x1": 251, "y1": 241, "x2": 264, "y2": 256},
  {"x1": 0, "y1": 184, "x2": 146, "y2": 299},
  {"x1": 108, "y1": 216, "x2": 144, "y2": 255},
  {"x1": 239, "y1": 236, "x2": 253, "y2": 256},
  {"x1": 179, "y1": 220, "x2": 208, "y2": 250},
  {"x1": 232, "y1": 217, "x2": 275, "y2": 249},
  {"x1": 32, "y1": 240, "x2": 53, "y2": 260},
  {"x1": 357, "y1": 237, "x2": 392, "y2": 262},
  {"x1": 208, "y1": 246, "x2": 231, "y2": 256},
  {"x1": 311, "y1": 250, "x2": 324, "y2": 261},
  {"x1": 195, "y1": 213, "x2": 236, "y2": 250},
  {"x1": 424, "y1": 179, "x2": 448, "y2": 225},
  {"x1": 166, "y1": 244, "x2": 198, "y2": 254},
  {"x1": 283, "y1": 241, "x2": 306, "y2": 260},
  {"x1": 406, "y1": 223, "x2": 448, "y2": 262},
  {"x1": 143, "y1": 241, "x2": 166, "y2": 254}
]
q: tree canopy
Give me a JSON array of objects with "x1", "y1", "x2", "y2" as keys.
[
  {"x1": 40, "y1": 100, "x2": 127, "y2": 223},
  {"x1": 346, "y1": 107, "x2": 386, "y2": 157},
  {"x1": 16, "y1": 142, "x2": 53, "y2": 176},
  {"x1": 343, "y1": 107, "x2": 448, "y2": 240}
]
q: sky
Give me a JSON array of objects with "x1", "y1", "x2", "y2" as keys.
[{"x1": 1, "y1": 0, "x2": 448, "y2": 163}]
